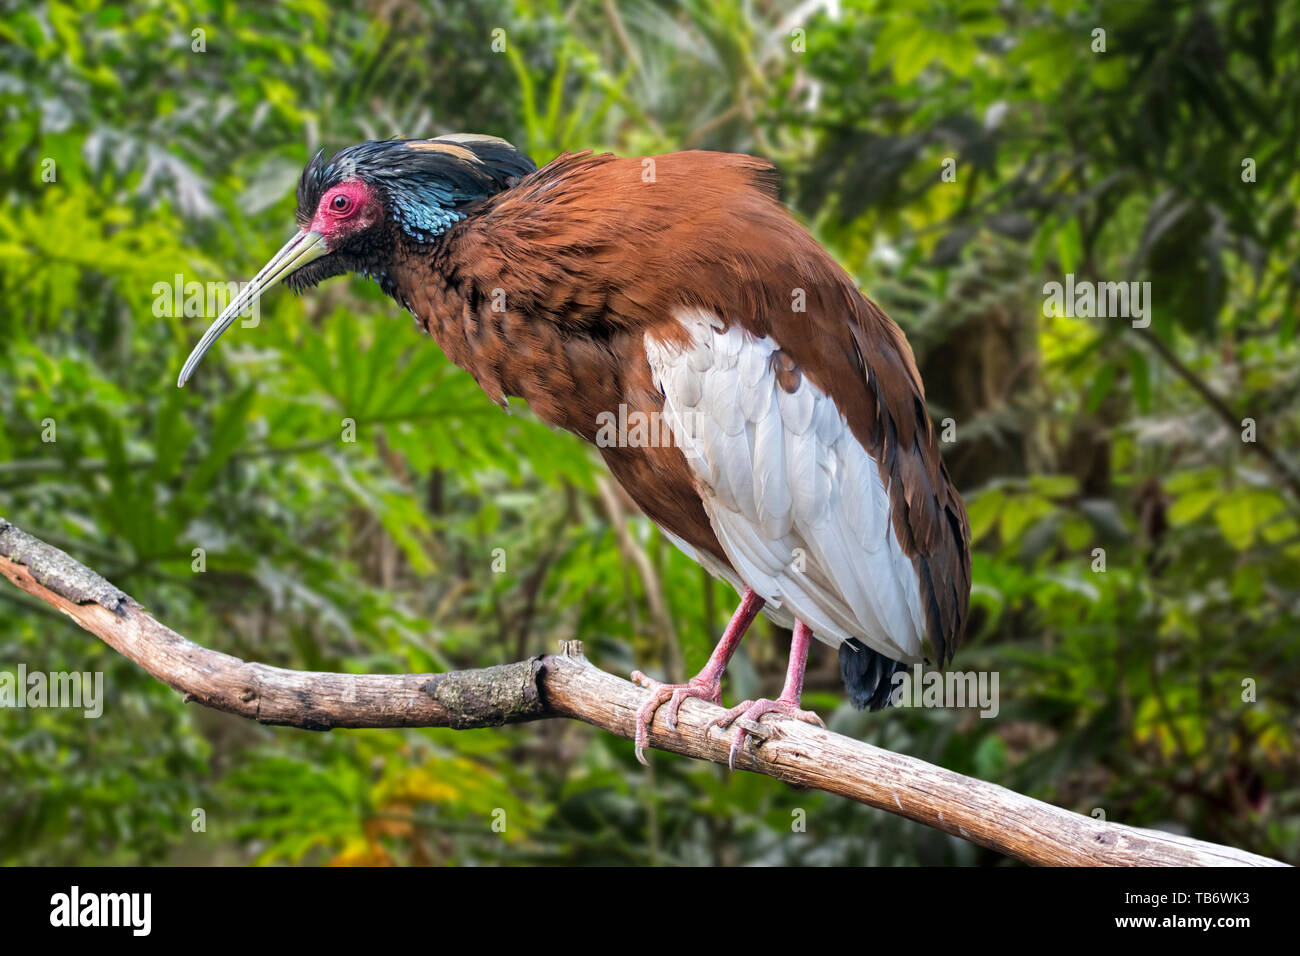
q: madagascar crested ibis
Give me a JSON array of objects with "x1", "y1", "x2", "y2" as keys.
[{"x1": 179, "y1": 135, "x2": 973, "y2": 767}]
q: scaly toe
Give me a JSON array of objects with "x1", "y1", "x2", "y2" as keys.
[
  {"x1": 663, "y1": 680, "x2": 721, "y2": 730},
  {"x1": 707, "y1": 698, "x2": 825, "y2": 770},
  {"x1": 631, "y1": 673, "x2": 723, "y2": 763}
]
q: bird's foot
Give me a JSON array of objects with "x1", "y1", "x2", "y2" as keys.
[
  {"x1": 707, "y1": 697, "x2": 825, "y2": 770},
  {"x1": 630, "y1": 671, "x2": 722, "y2": 765}
]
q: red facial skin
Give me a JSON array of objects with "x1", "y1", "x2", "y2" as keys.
[{"x1": 309, "y1": 180, "x2": 383, "y2": 243}]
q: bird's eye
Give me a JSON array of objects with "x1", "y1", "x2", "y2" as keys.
[{"x1": 331, "y1": 194, "x2": 352, "y2": 213}]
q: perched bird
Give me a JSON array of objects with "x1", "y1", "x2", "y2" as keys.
[{"x1": 179, "y1": 135, "x2": 972, "y2": 767}]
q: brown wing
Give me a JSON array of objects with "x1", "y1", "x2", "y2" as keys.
[{"x1": 410, "y1": 149, "x2": 972, "y2": 663}]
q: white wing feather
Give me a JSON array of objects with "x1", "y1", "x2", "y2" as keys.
[{"x1": 646, "y1": 309, "x2": 927, "y2": 660}]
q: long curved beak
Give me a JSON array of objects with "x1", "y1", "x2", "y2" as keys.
[{"x1": 176, "y1": 230, "x2": 329, "y2": 387}]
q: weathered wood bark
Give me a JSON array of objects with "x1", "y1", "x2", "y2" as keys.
[{"x1": 0, "y1": 517, "x2": 1287, "y2": 867}]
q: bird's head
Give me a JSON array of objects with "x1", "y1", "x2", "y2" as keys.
[{"x1": 177, "y1": 134, "x2": 535, "y2": 387}]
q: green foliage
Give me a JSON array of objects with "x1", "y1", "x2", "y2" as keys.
[{"x1": 1, "y1": 0, "x2": 1296, "y2": 865}]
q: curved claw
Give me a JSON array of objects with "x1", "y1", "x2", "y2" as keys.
[
  {"x1": 707, "y1": 698, "x2": 825, "y2": 770},
  {"x1": 631, "y1": 671, "x2": 722, "y2": 765}
]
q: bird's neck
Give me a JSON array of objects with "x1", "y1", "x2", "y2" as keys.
[{"x1": 387, "y1": 232, "x2": 628, "y2": 441}]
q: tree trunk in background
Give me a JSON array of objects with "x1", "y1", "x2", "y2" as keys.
[{"x1": 908, "y1": 245, "x2": 1041, "y2": 490}]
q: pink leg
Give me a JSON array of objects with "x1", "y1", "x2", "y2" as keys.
[
  {"x1": 707, "y1": 620, "x2": 825, "y2": 770},
  {"x1": 631, "y1": 588, "x2": 764, "y2": 765}
]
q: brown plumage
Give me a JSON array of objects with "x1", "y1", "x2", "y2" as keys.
[
  {"x1": 179, "y1": 138, "x2": 972, "y2": 766},
  {"x1": 397, "y1": 149, "x2": 970, "y2": 671}
]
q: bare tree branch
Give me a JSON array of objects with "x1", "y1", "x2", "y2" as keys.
[
  {"x1": 1133, "y1": 325, "x2": 1300, "y2": 502},
  {"x1": 0, "y1": 517, "x2": 1286, "y2": 867}
]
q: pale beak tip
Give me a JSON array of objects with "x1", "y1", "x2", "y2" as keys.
[{"x1": 173, "y1": 229, "x2": 327, "y2": 394}]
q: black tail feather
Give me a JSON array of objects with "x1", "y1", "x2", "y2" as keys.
[{"x1": 838, "y1": 638, "x2": 908, "y2": 711}]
